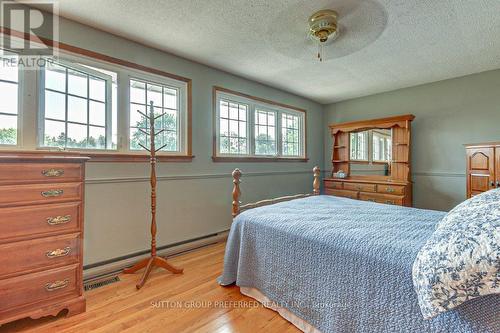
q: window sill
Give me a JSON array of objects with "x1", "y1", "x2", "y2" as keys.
[
  {"x1": 212, "y1": 156, "x2": 309, "y2": 163},
  {"x1": 0, "y1": 149, "x2": 195, "y2": 163}
]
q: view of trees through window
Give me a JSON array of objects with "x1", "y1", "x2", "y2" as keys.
[
  {"x1": 129, "y1": 79, "x2": 179, "y2": 152},
  {"x1": 217, "y1": 92, "x2": 304, "y2": 158},
  {"x1": 255, "y1": 109, "x2": 276, "y2": 155},
  {"x1": 281, "y1": 113, "x2": 300, "y2": 156},
  {"x1": 219, "y1": 100, "x2": 248, "y2": 154},
  {"x1": 42, "y1": 62, "x2": 112, "y2": 149},
  {"x1": 1, "y1": 52, "x2": 187, "y2": 154}
]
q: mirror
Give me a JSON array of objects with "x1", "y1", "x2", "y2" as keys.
[{"x1": 349, "y1": 129, "x2": 392, "y2": 176}]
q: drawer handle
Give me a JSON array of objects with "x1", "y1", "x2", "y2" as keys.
[
  {"x1": 41, "y1": 189, "x2": 64, "y2": 198},
  {"x1": 386, "y1": 187, "x2": 395, "y2": 193},
  {"x1": 45, "y1": 279, "x2": 69, "y2": 291},
  {"x1": 42, "y1": 169, "x2": 64, "y2": 177},
  {"x1": 46, "y1": 247, "x2": 71, "y2": 258},
  {"x1": 47, "y1": 215, "x2": 71, "y2": 225},
  {"x1": 385, "y1": 200, "x2": 395, "y2": 205},
  {"x1": 356, "y1": 185, "x2": 362, "y2": 190}
]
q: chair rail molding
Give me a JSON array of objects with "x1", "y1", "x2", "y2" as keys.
[{"x1": 85, "y1": 170, "x2": 318, "y2": 185}]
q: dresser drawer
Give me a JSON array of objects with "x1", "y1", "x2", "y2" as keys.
[
  {"x1": 0, "y1": 264, "x2": 80, "y2": 312},
  {"x1": 324, "y1": 181, "x2": 343, "y2": 189},
  {"x1": 0, "y1": 203, "x2": 80, "y2": 242},
  {"x1": 359, "y1": 193, "x2": 404, "y2": 206},
  {"x1": 376, "y1": 184, "x2": 405, "y2": 195},
  {"x1": 343, "y1": 182, "x2": 376, "y2": 192},
  {"x1": 0, "y1": 183, "x2": 82, "y2": 207},
  {"x1": 325, "y1": 189, "x2": 359, "y2": 200},
  {"x1": 0, "y1": 163, "x2": 83, "y2": 185},
  {"x1": 0, "y1": 234, "x2": 80, "y2": 278}
]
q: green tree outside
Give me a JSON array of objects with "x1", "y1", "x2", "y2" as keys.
[{"x1": 0, "y1": 128, "x2": 16, "y2": 145}]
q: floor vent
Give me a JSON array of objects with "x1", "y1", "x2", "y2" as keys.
[{"x1": 84, "y1": 276, "x2": 120, "y2": 291}]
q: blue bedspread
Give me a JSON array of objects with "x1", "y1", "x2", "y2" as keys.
[{"x1": 218, "y1": 195, "x2": 500, "y2": 333}]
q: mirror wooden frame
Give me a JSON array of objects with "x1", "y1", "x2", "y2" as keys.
[{"x1": 329, "y1": 114, "x2": 415, "y2": 182}]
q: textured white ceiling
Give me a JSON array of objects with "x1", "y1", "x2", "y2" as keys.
[{"x1": 51, "y1": 0, "x2": 500, "y2": 104}]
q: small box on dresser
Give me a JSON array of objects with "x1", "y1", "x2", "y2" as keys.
[{"x1": 0, "y1": 154, "x2": 88, "y2": 326}]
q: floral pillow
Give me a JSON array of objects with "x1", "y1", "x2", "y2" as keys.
[
  {"x1": 437, "y1": 189, "x2": 500, "y2": 230},
  {"x1": 412, "y1": 189, "x2": 500, "y2": 319}
]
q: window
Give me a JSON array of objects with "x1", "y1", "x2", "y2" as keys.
[
  {"x1": 0, "y1": 52, "x2": 19, "y2": 145},
  {"x1": 0, "y1": 29, "x2": 193, "y2": 161},
  {"x1": 214, "y1": 87, "x2": 306, "y2": 160},
  {"x1": 255, "y1": 109, "x2": 276, "y2": 155},
  {"x1": 129, "y1": 77, "x2": 187, "y2": 153},
  {"x1": 39, "y1": 61, "x2": 114, "y2": 149},
  {"x1": 218, "y1": 99, "x2": 248, "y2": 154},
  {"x1": 281, "y1": 112, "x2": 301, "y2": 156}
]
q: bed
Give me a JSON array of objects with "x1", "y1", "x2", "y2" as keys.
[{"x1": 218, "y1": 167, "x2": 499, "y2": 333}]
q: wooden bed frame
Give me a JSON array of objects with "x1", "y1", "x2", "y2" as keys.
[{"x1": 231, "y1": 166, "x2": 321, "y2": 217}]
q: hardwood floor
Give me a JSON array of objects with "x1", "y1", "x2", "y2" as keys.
[{"x1": 0, "y1": 242, "x2": 300, "y2": 333}]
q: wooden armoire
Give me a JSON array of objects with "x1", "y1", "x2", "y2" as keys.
[{"x1": 465, "y1": 142, "x2": 500, "y2": 198}]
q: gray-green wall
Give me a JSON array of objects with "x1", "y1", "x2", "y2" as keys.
[
  {"x1": 324, "y1": 69, "x2": 500, "y2": 211},
  {"x1": 48, "y1": 18, "x2": 324, "y2": 266}
]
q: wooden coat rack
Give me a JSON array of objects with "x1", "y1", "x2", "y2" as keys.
[{"x1": 123, "y1": 101, "x2": 183, "y2": 289}]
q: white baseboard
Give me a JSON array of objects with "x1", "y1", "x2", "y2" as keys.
[{"x1": 83, "y1": 231, "x2": 229, "y2": 282}]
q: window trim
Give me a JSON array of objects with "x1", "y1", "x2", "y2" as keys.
[
  {"x1": 127, "y1": 73, "x2": 188, "y2": 155},
  {"x1": 212, "y1": 86, "x2": 308, "y2": 162},
  {"x1": 38, "y1": 59, "x2": 114, "y2": 150},
  {"x1": 0, "y1": 28, "x2": 194, "y2": 162},
  {"x1": 0, "y1": 49, "x2": 22, "y2": 147},
  {"x1": 254, "y1": 107, "x2": 278, "y2": 157}
]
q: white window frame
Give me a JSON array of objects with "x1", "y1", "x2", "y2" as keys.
[
  {"x1": 279, "y1": 110, "x2": 305, "y2": 157},
  {"x1": 0, "y1": 49, "x2": 22, "y2": 147},
  {"x1": 38, "y1": 59, "x2": 114, "y2": 150},
  {"x1": 126, "y1": 73, "x2": 188, "y2": 155},
  {"x1": 0, "y1": 33, "x2": 192, "y2": 160},
  {"x1": 216, "y1": 93, "x2": 251, "y2": 156},
  {"x1": 254, "y1": 107, "x2": 277, "y2": 156},
  {"x1": 215, "y1": 90, "x2": 306, "y2": 159}
]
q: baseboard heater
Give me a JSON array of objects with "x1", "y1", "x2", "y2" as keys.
[{"x1": 83, "y1": 230, "x2": 229, "y2": 283}]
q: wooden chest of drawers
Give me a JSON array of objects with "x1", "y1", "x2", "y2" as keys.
[
  {"x1": 0, "y1": 155, "x2": 88, "y2": 325},
  {"x1": 324, "y1": 178, "x2": 412, "y2": 207}
]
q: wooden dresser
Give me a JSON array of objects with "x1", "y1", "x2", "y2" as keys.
[
  {"x1": 324, "y1": 115, "x2": 414, "y2": 207},
  {"x1": 465, "y1": 142, "x2": 500, "y2": 198},
  {"x1": 0, "y1": 155, "x2": 88, "y2": 325},
  {"x1": 324, "y1": 178, "x2": 412, "y2": 206}
]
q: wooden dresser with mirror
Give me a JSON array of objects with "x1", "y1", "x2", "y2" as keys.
[
  {"x1": 324, "y1": 114, "x2": 414, "y2": 207},
  {"x1": 0, "y1": 154, "x2": 88, "y2": 325}
]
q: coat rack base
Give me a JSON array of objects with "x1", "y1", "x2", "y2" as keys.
[{"x1": 124, "y1": 256, "x2": 183, "y2": 289}]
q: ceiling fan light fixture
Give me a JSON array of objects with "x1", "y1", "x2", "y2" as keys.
[{"x1": 308, "y1": 9, "x2": 339, "y2": 61}]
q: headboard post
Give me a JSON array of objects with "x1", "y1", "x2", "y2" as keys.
[
  {"x1": 313, "y1": 166, "x2": 320, "y2": 195},
  {"x1": 232, "y1": 168, "x2": 242, "y2": 217}
]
